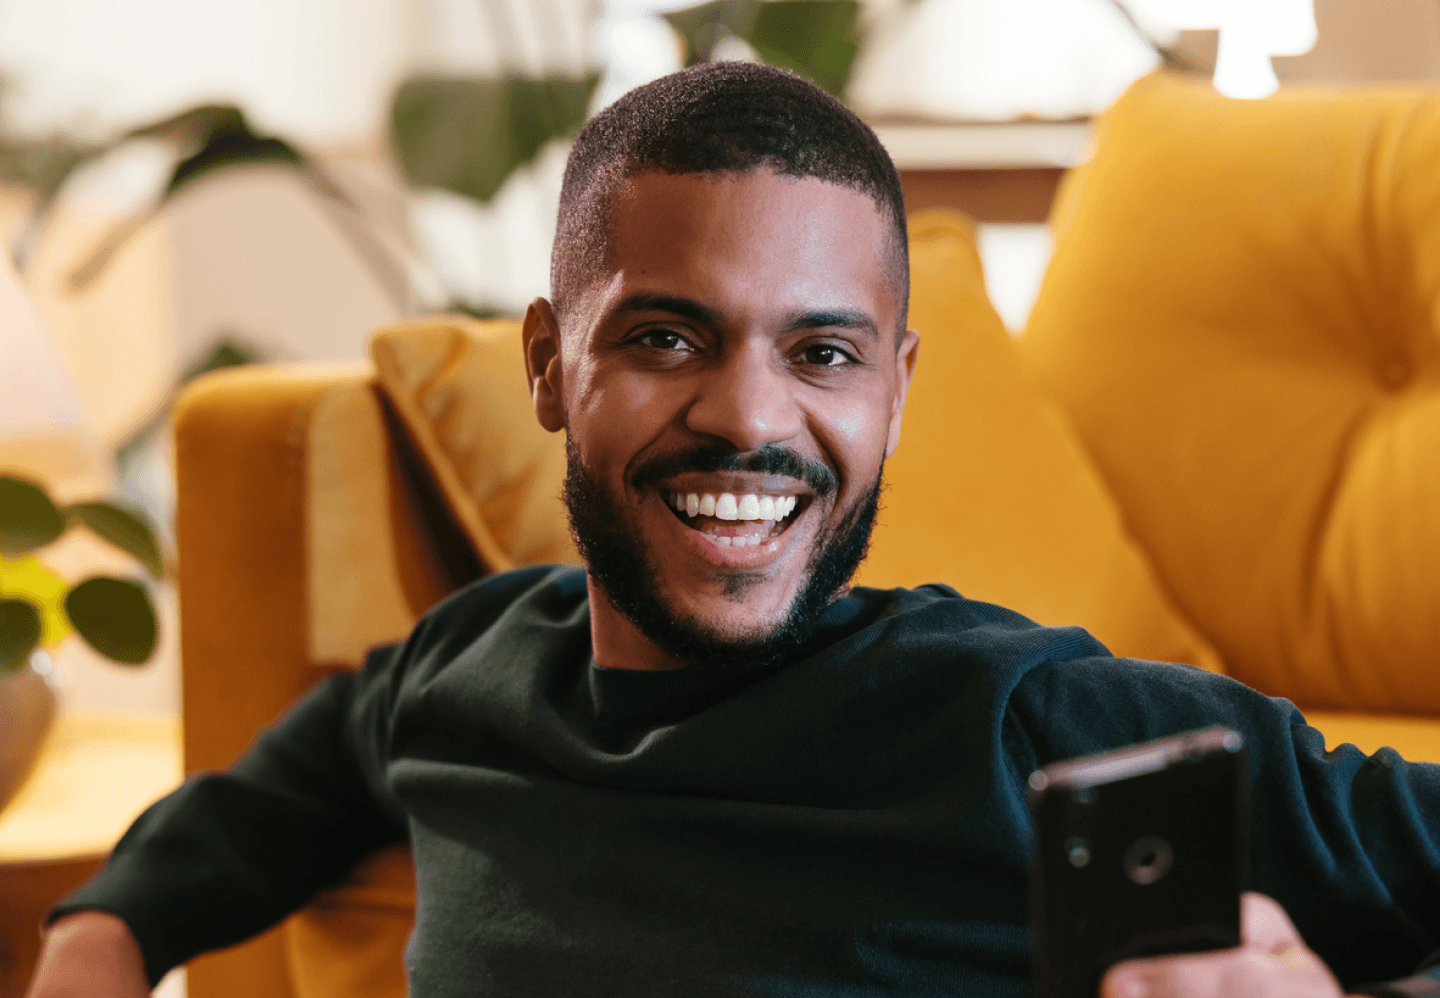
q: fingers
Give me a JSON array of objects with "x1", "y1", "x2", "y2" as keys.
[
  {"x1": 1098, "y1": 894, "x2": 1343, "y2": 998},
  {"x1": 1099, "y1": 945, "x2": 1341, "y2": 998}
]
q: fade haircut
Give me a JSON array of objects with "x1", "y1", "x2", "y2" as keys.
[{"x1": 551, "y1": 62, "x2": 909, "y2": 341}]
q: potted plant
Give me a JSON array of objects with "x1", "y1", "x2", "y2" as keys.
[{"x1": 0, "y1": 473, "x2": 161, "y2": 814}]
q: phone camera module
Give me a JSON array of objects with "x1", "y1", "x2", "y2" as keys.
[
  {"x1": 1122, "y1": 835, "x2": 1173, "y2": 886},
  {"x1": 1064, "y1": 836, "x2": 1091, "y2": 868}
]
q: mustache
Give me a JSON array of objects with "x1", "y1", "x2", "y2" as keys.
[{"x1": 631, "y1": 444, "x2": 836, "y2": 497}]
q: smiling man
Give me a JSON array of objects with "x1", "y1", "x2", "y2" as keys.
[
  {"x1": 539, "y1": 163, "x2": 915, "y2": 674},
  {"x1": 28, "y1": 64, "x2": 1440, "y2": 998}
]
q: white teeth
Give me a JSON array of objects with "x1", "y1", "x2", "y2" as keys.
[
  {"x1": 717, "y1": 535, "x2": 733, "y2": 547},
  {"x1": 670, "y1": 491, "x2": 800, "y2": 522}
]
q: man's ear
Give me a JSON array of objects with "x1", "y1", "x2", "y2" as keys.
[
  {"x1": 884, "y1": 328, "x2": 920, "y2": 459},
  {"x1": 523, "y1": 297, "x2": 566, "y2": 433}
]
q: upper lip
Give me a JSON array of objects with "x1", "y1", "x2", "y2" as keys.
[{"x1": 655, "y1": 473, "x2": 810, "y2": 497}]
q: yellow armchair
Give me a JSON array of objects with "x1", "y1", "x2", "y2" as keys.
[{"x1": 170, "y1": 75, "x2": 1440, "y2": 993}]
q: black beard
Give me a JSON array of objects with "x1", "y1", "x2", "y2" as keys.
[{"x1": 563, "y1": 440, "x2": 881, "y2": 672}]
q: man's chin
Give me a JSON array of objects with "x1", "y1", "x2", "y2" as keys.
[{"x1": 564, "y1": 442, "x2": 882, "y2": 670}]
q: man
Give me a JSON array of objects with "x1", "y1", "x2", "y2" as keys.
[{"x1": 28, "y1": 63, "x2": 1440, "y2": 998}]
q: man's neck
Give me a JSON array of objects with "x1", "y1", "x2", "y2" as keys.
[{"x1": 587, "y1": 576, "x2": 688, "y2": 671}]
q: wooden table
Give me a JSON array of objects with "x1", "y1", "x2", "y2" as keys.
[{"x1": 0, "y1": 713, "x2": 182, "y2": 998}]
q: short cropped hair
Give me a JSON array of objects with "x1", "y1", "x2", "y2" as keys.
[{"x1": 551, "y1": 62, "x2": 909, "y2": 340}]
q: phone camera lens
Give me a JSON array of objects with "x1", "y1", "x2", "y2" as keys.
[
  {"x1": 1123, "y1": 835, "x2": 1173, "y2": 885},
  {"x1": 1064, "y1": 837, "x2": 1091, "y2": 868}
]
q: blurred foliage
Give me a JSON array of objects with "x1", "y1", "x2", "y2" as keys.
[
  {"x1": 0, "y1": 598, "x2": 41, "y2": 673},
  {"x1": 0, "y1": 555, "x2": 70, "y2": 647},
  {"x1": 67, "y1": 503, "x2": 164, "y2": 577},
  {"x1": 0, "y1": 476, "x2": 66, "y2": 554},
  {"x1": 665, "y1": 0, "x2": 862, "y2": 98},
  {"x1": 65, "y1": 577, "x2": 157, "y2": 666},
  {"x1": 143, "y1": 105, "x2": 303, "y2": 197},
  {"x1": 0, "y1": 134, "x2": 99, "y2": 206},
  {"x1": 0, "y1": 95, "x2": 309, "y2": 268},
  {"x1": 0, "y1": 474, "x2": 161, "y2": 673},
  {"x1": 391, "y1": 75, "x2": 600, "y2": 204}
]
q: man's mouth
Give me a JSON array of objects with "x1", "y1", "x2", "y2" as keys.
[{"x1": 662, "y1": 490, "x2": 806, "y2": 548}]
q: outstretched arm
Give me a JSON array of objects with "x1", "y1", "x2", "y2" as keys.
[
  {"x1": 39, "y1": 646, "x2": 410, "y2": 988},
  {"x1": 26, "y1": 912, "x2": 149, "y2": 998}
]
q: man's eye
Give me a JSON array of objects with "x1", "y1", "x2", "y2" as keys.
[
  {"x1": 799, "y1": 343, "x2": 854, "y2": 366},
  {"x1": 637, "y1": 329, "x2": 691, "y2": 351}
]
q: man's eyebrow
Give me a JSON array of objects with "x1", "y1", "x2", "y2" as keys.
[
  {"x1": 614, "y1": 291, "x2": 722, "y2": 326},
  {"x1": 784, "y1": 308, "x2": 880, "y2": 338}
]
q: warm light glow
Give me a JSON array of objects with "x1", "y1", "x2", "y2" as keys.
[{"x1": 1126, "y1": 0, "x2": 1317, "y2": 100}]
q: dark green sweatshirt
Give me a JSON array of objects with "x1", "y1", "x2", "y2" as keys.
[{"x1": 57, "y1": 566, "x2": 1440, "y2": 994}]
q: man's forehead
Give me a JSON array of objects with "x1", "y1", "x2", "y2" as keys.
[
  {"x1": 609, "y1": 167, "x2": 888, "y2": 238},
  {"x1": 583, "y1": 170, "x2": 893, "y2": 321}
]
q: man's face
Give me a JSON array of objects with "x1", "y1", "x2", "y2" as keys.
[{"x1": 526, "y1": 169, "x2": 918, "y2": 668}]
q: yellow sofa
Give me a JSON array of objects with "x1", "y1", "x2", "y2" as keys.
[{"x1": 170, "y1": 75, "x2": 1439, "y2": 998}]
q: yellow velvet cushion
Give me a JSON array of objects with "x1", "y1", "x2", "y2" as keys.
[
  {"x1": 1023, "y1": 72, "x2": 1440, "y2": 712},
  {"x1": 858, "y1": 211, "x2": 1220, "y2": 671},
  {"x1": 369, "y1": 316, "x2": 579, "y2": 572}
]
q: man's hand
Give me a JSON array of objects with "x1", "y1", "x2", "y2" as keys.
[
  {"x1": 25, "y1": 911, "x2": 150, "y2": 998},
  {"x1": 1098, "y1": 892, "x2": 1360, "y2": 998}
]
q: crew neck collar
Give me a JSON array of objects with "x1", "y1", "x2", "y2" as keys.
[{"x1": 586, "y1": 587, "x2": 890, "y2": 734}]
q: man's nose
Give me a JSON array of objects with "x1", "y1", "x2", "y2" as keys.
[{"x1": 684, "y1": 341, "x2": 803, "y2": 451}]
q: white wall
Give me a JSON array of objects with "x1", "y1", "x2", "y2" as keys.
[{"x1": 0, "y1": 0, "x2": 411, "y2": 144}]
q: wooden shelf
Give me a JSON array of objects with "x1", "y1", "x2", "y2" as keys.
[
  {"x1": 0, "y1": 712, "x2": 182, "y2": 864},
  {"x1": 870, "y1": 119, "x2": 1093, "y2": 171},
  {"x1": 868, "y1": 120, "x2": 1092, "y2": 224},
  {"x1": 0, "y1": 713, "x2": 182, "y2": 998}
]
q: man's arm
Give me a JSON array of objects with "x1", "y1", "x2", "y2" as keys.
[
  {"x1": 1011, "y1": 656, "x2": 1440, "y2": 985},
  {"x1": 26, "y1": 912, "x2": 149, "y2": 998},
  {"x1": 37, "y1": 647, "x2": 410, "y2": 988}
]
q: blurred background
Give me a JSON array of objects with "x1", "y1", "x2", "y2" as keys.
[
  {"x1": 3, "y1": 1, "x2": 1440, "y2": 993},
  {"x1": 3, "y1": 0, "x2": 1440, "y2": 749}
]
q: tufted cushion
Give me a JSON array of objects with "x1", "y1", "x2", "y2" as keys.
[
  {"x1": 859, "y1": 210, "x2": 1220, "y2": 671},
  {"x1": 1023, "y1": 72, "x2": 1440, "y2": 712}
]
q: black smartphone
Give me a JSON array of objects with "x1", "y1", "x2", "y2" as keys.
[{"x1": 1029, "y1": 725, "x2": 1249, "y2": 998}]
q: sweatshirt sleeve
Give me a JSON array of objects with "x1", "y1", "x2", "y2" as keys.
[
  {"x1": 1008, "y1": 654, "x2": 1440, "y2": 990},
  {"x1": 49, "y1": 642, "x2": 411, "y2": 986}
]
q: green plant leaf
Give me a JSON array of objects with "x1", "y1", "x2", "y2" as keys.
[
  {"x1": 0, "y1": 475, "x2": 66, "y2": 555},
  {"x1": 0, "y1": 597, "x2": 41, "y2": 674},
  {"x1": 391, "y1": 75, "x2": 601, "y2": 204},
  {"x1": 64, "y1": 577, "x2": 157, "y2": 666},
  {"x1": 66, "y1": 502, "x2": 164, "y2": 577},
  {"x1": 664, "y1": 0, "x2": 861, "y2": 97},
  {"x1": 750, "y1": 1, "x2": 859, "y2": 97}
]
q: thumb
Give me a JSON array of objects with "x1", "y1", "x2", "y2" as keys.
[{"x1": 1240, "y1": 892, "x2": 1308, "y2": 955}]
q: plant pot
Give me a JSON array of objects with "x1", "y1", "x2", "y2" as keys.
[{"x1": 0, "y1": 648, "x2": 59, "y2": 816}]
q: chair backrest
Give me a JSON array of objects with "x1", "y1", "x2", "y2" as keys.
[{"x1": 1024, "y1": 72, "x2": 1440, "y2": 712}]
